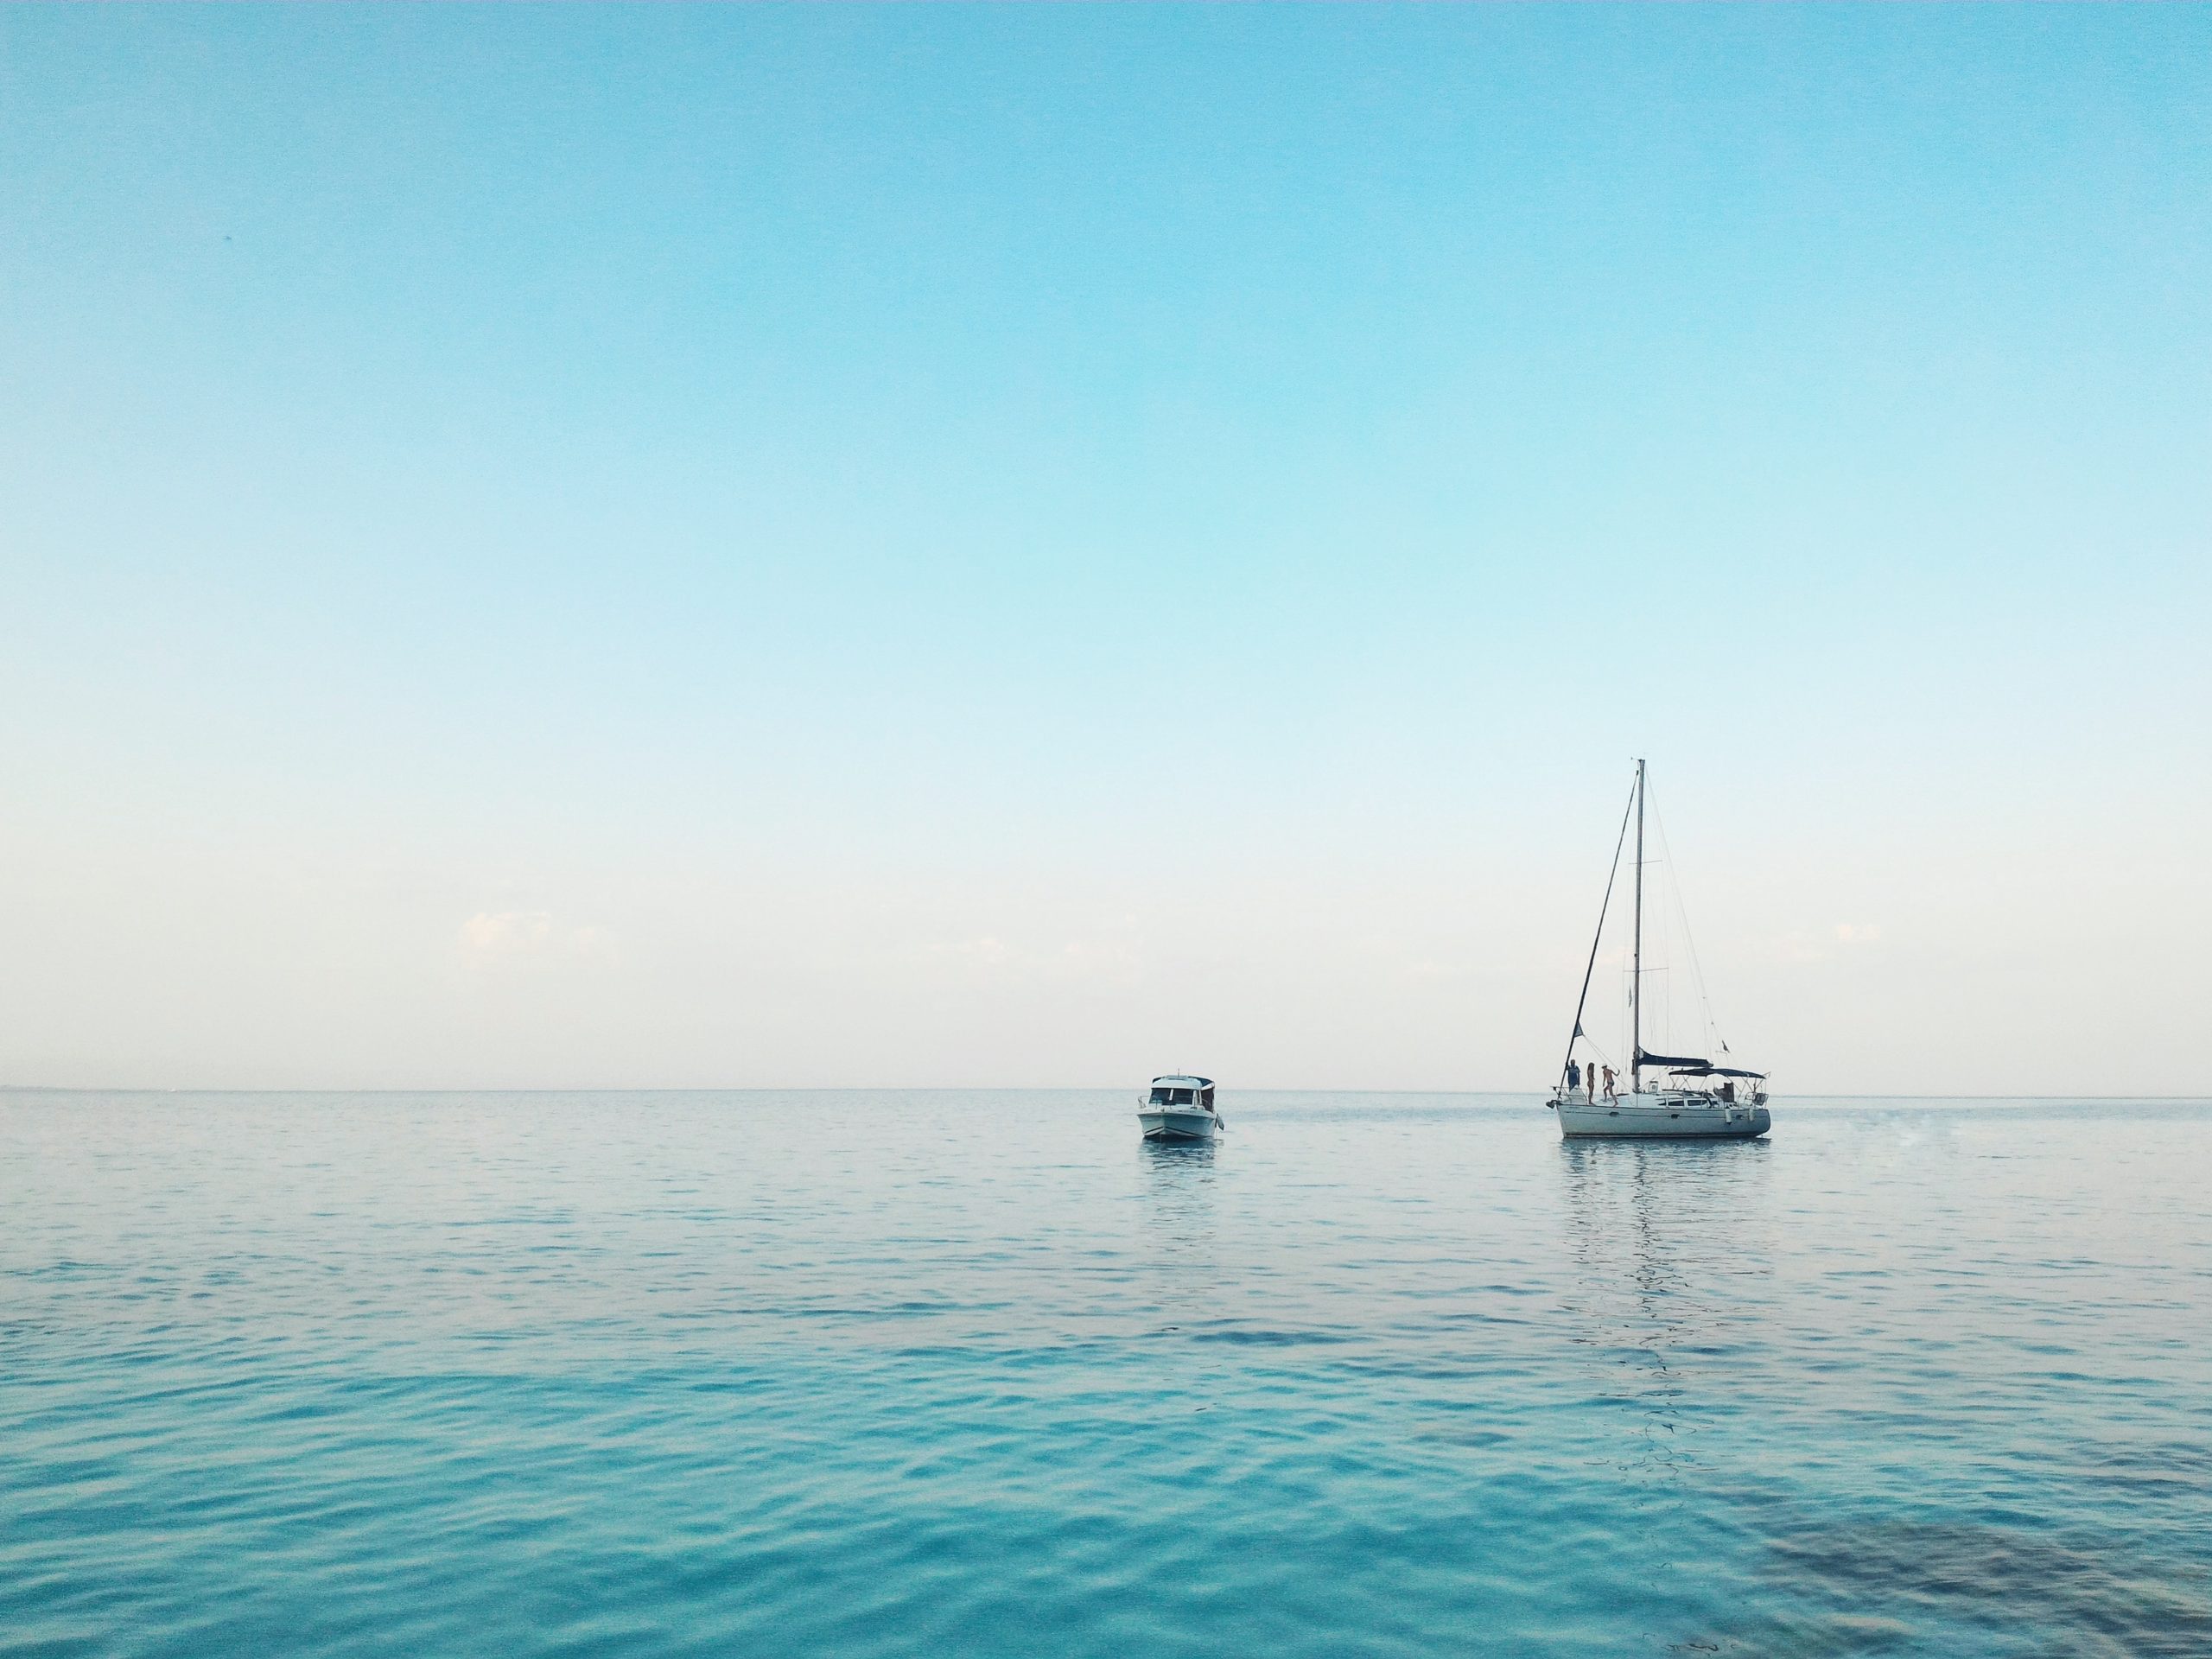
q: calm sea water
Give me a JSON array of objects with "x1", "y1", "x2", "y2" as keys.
[{"x1": 3, "y1": 1090, "x2": 2207, "y2": 1657}]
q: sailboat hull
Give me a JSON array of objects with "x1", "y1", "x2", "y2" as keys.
[{"x1": 1554, "y1": 1098, "x2": 1770, "y2": 1140}]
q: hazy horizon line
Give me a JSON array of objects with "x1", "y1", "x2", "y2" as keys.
[{"x1": 5, "y1": 1084, "x2": 2208, "y2": 1105}]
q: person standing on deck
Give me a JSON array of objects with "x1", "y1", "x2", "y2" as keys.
[
  {"x1": 1567, "y1": 1058, "x2": 1581, "y2": 1096},
  {"x1": 1601, "y1": 1065, "x2": 1618, "y2": 1100}
]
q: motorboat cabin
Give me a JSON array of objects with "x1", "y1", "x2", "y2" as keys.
[{"x1": 1139, "y1": 1075, "x2": 1221, "y2": 1142}]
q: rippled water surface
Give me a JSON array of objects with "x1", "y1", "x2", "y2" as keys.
[{"x1": 3, "y1": 1090, "x2": 2209, "y2": 1656}]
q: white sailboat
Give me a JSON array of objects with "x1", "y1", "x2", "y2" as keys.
[{"x1": 1549, "y1": 760, "x2": 1771, "y2": 1141}]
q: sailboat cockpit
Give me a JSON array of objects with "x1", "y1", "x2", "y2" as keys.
[{"x1": 1645, "y1": 1053, "x2": 1770, "y2": 1109}]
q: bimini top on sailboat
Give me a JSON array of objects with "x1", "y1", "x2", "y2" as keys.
[{"x1": 1548, "y1": 760, "x2": 1772, "y2": 1141}]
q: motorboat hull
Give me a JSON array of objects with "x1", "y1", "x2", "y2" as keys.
[
  {"x1": 1140, "y1": 1109, "x2": 1220, "y2": 1142},
  {"x1": 1555, "y1": 1096, "x2": 1770, "y2": 1140}
]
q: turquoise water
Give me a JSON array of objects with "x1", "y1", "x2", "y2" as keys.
[{"x1": 3, "y1": 1090, "x2": 2207, "y2": 1657}]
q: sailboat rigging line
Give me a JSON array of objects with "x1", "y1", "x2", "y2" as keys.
[
  {"x1": 1559, "y1": 769, "x2": 1638, "y2": 1092},
  {"x1": 1649, "y1": 798, "x2": 1726, "y2": 1059}
]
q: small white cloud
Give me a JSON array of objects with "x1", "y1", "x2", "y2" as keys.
[
  {"x1": 458, "y1": 911, "x2": 608, "y2": 963},
  {"x1": 935, "y1": 936, "x2": 1012, "y2": 964},
  {"x1": 1402, "y1": 960, "x2": 1465, "y2": 982},
  {"x1": 1834, "y1": 923, "x2": 1883, "y2": 945},
  {"x1": 461, "y1": 910, "x2": 556, "y2": 953},
  {"x1": 909, "y1": 929, "x2": 1141, "y2": 985},
  {"x1": 1770, "y1": 931, "x2": 1829, "y2": 963}
]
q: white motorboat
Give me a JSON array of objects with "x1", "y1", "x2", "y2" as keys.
[
  {"x1": 1140, "y1": 1075, "x2": 1222, "y2": 1142},
  {"x1": 1548, "y1": 760, "x2": 1771, "y2": 1141}
]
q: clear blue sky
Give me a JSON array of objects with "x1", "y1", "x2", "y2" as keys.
[{"x1": 3, "y1": 6, "x2": 2206, "y2": 1091}]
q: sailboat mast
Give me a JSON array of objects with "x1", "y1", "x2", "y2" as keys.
[{"x1": 1631, "y1": 758, "x2": 1644, "y2": 1095}]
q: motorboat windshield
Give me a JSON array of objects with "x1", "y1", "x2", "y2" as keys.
[{"x1": 1147, "y1": 1076, "x2": 1215, "y2": 1109}]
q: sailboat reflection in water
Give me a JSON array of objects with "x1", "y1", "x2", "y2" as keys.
[{"x1": 1548, "y1": 760, "x2": 1772, "y2": 1141}]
